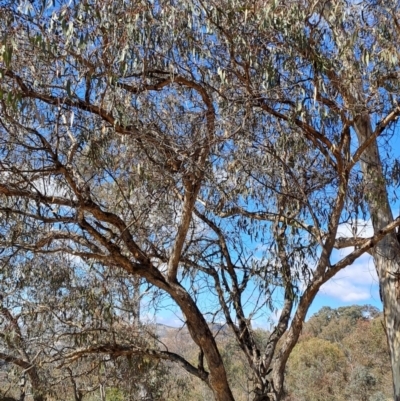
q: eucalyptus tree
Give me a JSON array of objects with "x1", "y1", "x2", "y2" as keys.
[
  {"x1": 0, "y1": 250, "x2": 165, "y2": 400},
  {"x1": 204, "y1": 1, "x2": 400, "y2": 398},
  {"x1": 0, "y1": 251, "x2": 75, "y2": 401},
  {"x1": 1, "y1": 1, "x2": 400, "y2": 401}
]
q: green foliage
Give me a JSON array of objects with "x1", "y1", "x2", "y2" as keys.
[
  {"x1": 154, "y1": 306, "x2": 391, "y2": 401},
  {"x1": 369, "y1": 392, "x2": 388, "y2": 401},
  {"x1": 348, "y1": 366, "x2": 377, "y2": 401},
  {"x1": 305, "y1": 305, "x2": 380, "y2": 342},
  {"x1": 285, "y1": 306, "x2": 392, "y2": 401},
  {"x1": 287, "y1": 338, "x2": 347, "y2": 401},
  {"x1": 105, "y1": 387, "x2": 125, "y2": 401},
  {"x1": 1, "y1": 0, "x2": 400, "y2": 399}
]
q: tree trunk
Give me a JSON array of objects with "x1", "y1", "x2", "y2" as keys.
[
  {"x1": 354, "y1": 113, "x2": 400, "y2": 400},
  {"x1": 26, "y1": 366, "x2": 45, "y2": 401},
  {"x1": 169, "y1": 283, "x2": 235, "y2": 401}
]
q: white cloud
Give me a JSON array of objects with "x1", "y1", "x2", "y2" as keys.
[
  {"x1": 337, "y1": 220, "x2": 374, "y2": 238},
  {"x1": 321, "y1": 253, "x2": 378, "y2": 302},
  {"x1": 318, "y1": 219, "x2": 380, "y2": 302},
  {"x1": 336, "y1": 220, "x2": 374, "y2": 257}
]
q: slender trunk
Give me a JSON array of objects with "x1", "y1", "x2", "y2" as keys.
[
  {"x1": 100, "y1": 383, "x2": 106, "y2": 401},
  {"x1": 170, "y1": 283, "x2": 235, "y2": 401},
  {"x1": 265, "y1": 281, "x2": 324, "y2": 401},
  {"x1": 117, "y1": 257, "x2": 234, "y2": 400},
  {"x1": 18, "y1": 374, "x2": 26, "y2": 401},
  {"x1": 354, "y1": 113, "x2": 400, "y2": 400},
  {"x1": 25, "y1": 364, "x2": 45, "y2": 401},
  {"x1": 133, "y1": 276, "x2": 141, "y2": 327}
]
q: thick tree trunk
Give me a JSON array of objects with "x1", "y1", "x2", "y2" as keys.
[{"x1": 354, "y1": 113, "x2": 400, "y2": 401}]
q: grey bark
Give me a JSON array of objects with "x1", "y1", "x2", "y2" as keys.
[{"x1": 354, "y1": 112, "x2": 400, "y2": 401}]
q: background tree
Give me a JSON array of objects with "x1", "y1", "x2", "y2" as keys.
[
  {"x1": 0, "y1": 252, "x2": 167, "y2": 401},
  {"x1": 286, "y1": 337, "x2": 348, "y2": 401},
  {"x1": 1, "y1": 0, "x2": 400, "y2": 400},
  {"x1": 286, "y1": 306, "x2": 392, "y2": 401}
]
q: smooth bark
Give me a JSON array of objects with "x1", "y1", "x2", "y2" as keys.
[{"x1": 354, "y1": 113, "x2": 400, "y2": 400}]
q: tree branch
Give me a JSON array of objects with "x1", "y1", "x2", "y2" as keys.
[{"x1": 58, "y1": 343, "x2": 210, "y2": 385}]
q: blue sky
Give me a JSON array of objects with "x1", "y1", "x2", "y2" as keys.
[
  {"x1": 313, "y1": 252, "x2": 380, "y2": 313},
  {"x1": 146, "y1": 220, "x2": 383, "y2": 329},
  {"x1": 313, "y1": 222, "x2": 381, "y2": 313}
]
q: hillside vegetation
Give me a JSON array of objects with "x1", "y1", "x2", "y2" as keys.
[
  {"x1": 2, "y1": 305, "x2": 389, "y2": 401},
  {"x1": 157, "y1": 305, "x2": 392, "y2": 401}
]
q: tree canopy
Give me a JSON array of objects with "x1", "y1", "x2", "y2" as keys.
[{"x1": 1, "y1": 1, "x2": 400, "y2": 400}]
